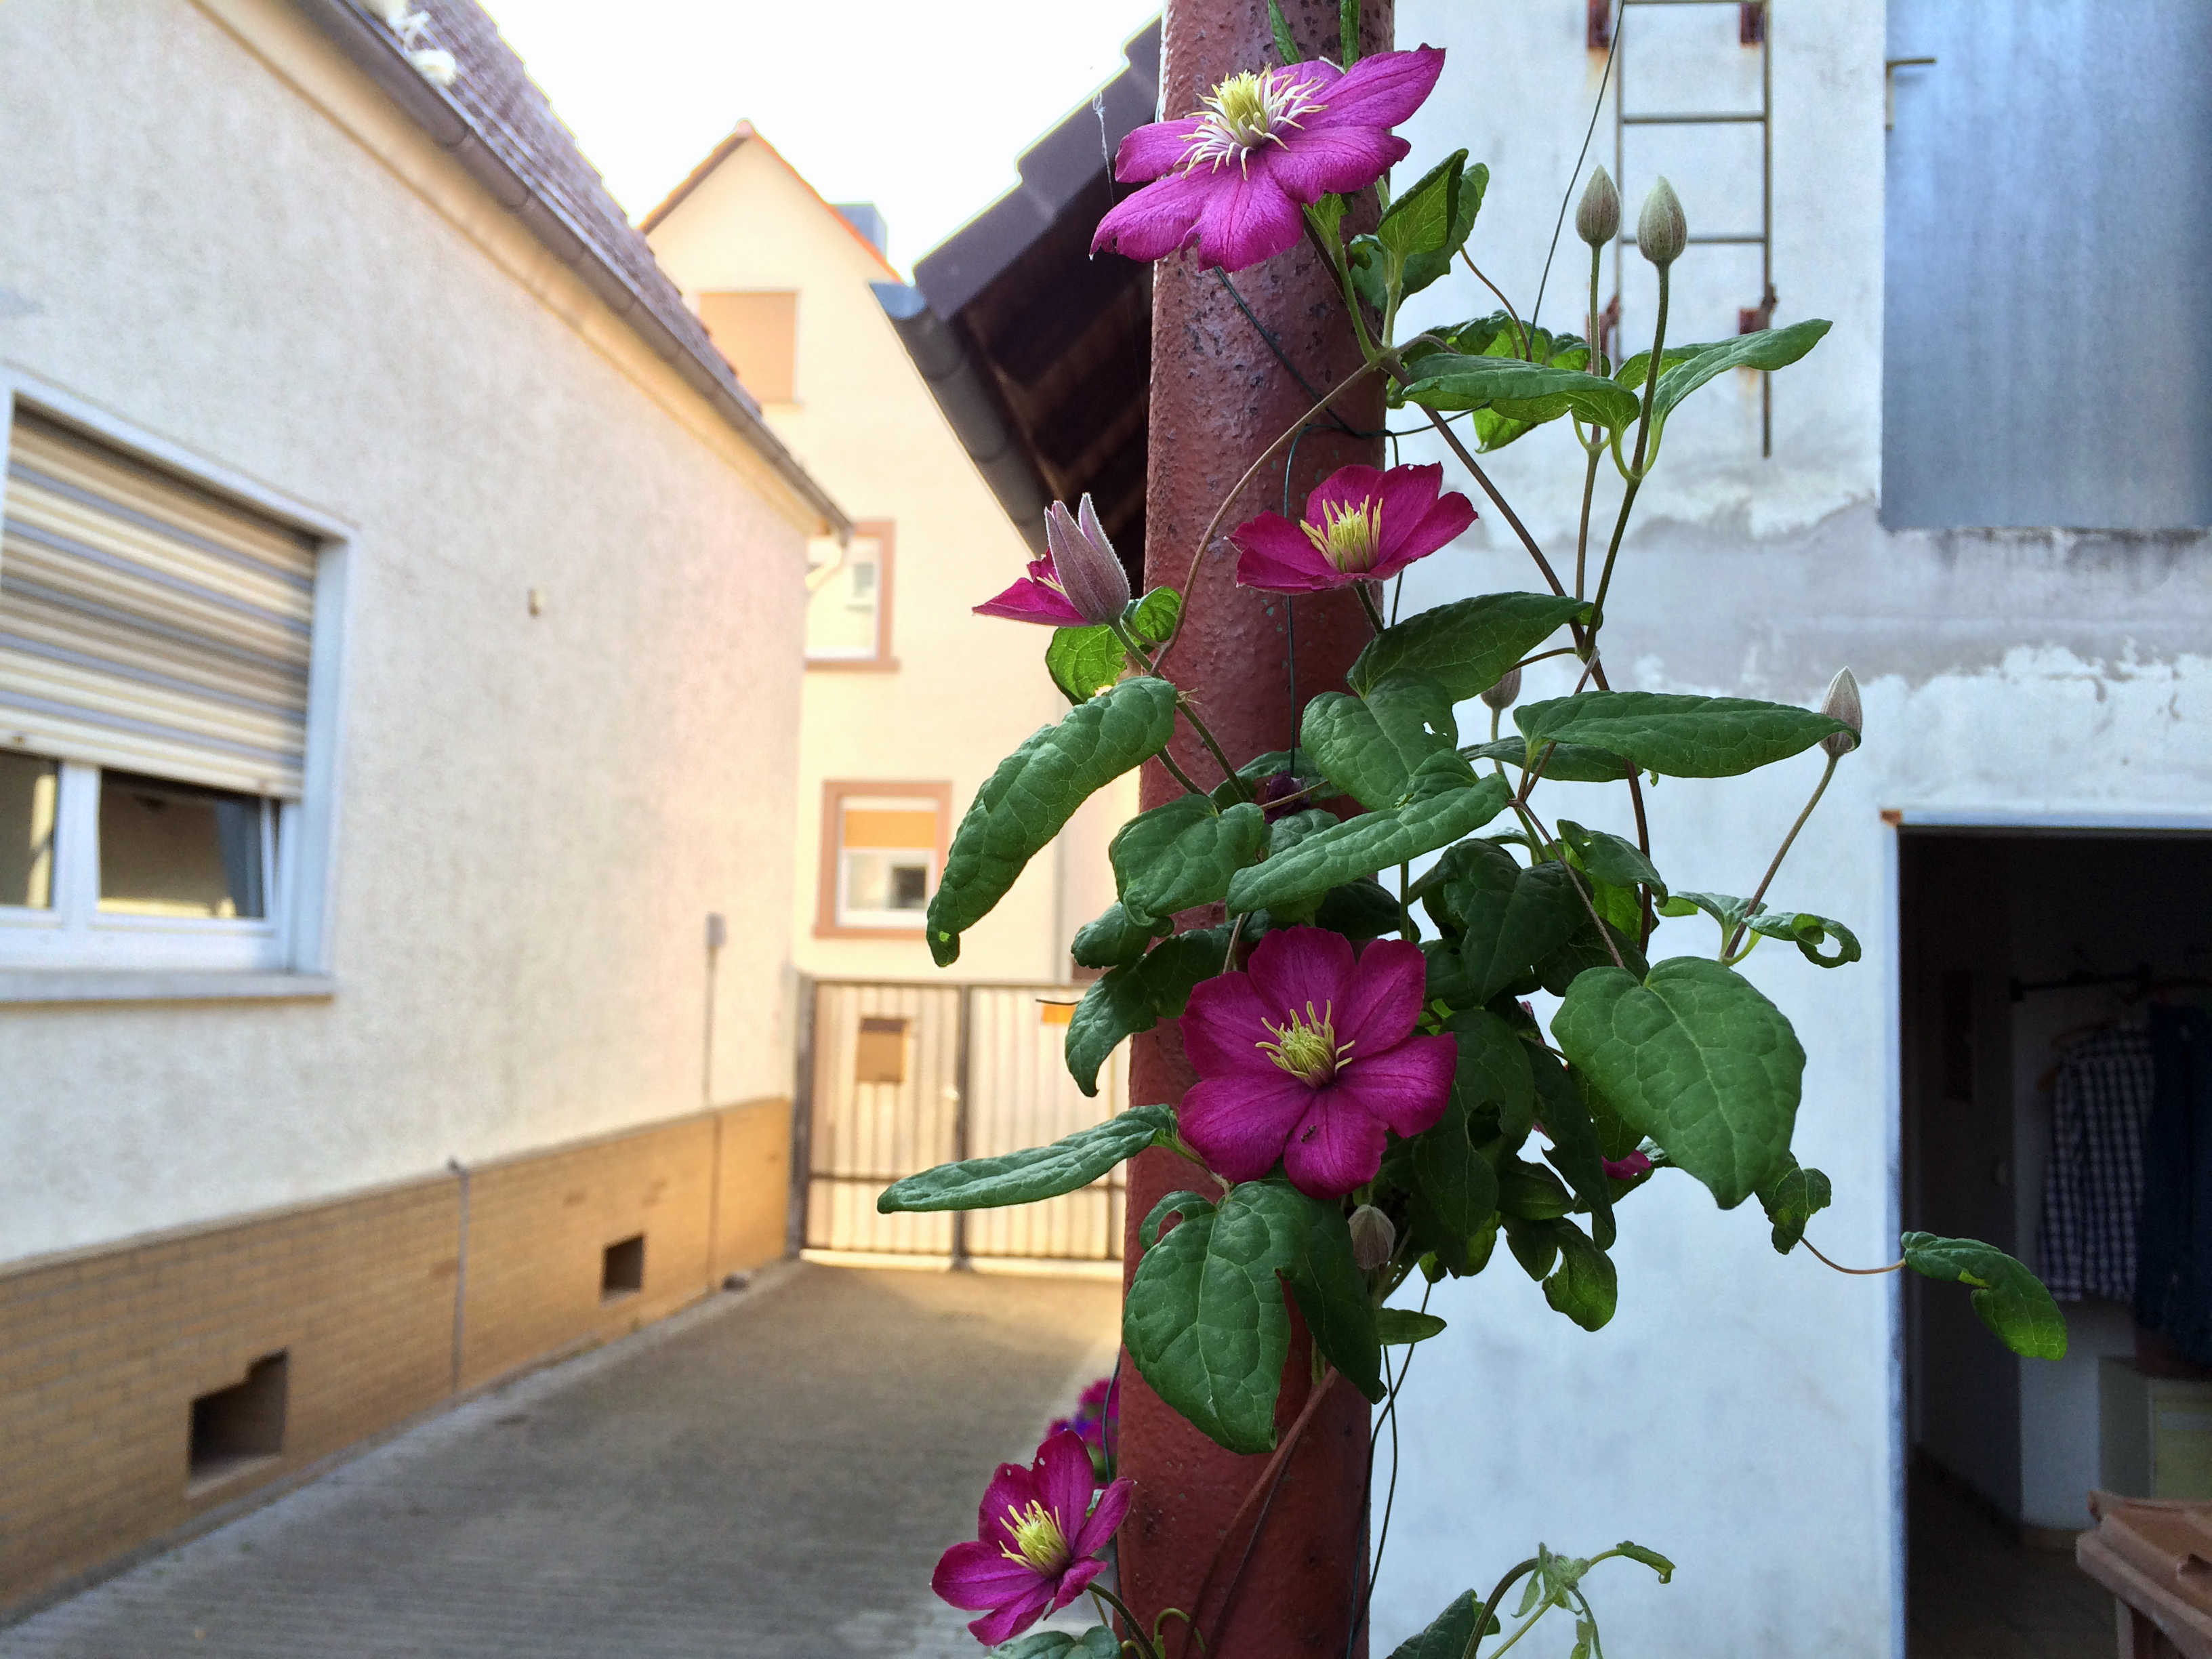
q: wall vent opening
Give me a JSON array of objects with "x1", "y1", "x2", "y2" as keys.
[
  {"x1": 602, "y1": 1233, "x2": 645, "y2": 1300},
  {"x1": 188, "y1": 1351, "x2": 288, "y2": 1494}
]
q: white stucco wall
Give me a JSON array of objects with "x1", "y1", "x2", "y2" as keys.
[
  {"x1": 0, "y1": 0, "x2": 813, "y2": 1261},
  {"x1": 1370, "y1": 3, "x2": 2212, "y2": 1654}
]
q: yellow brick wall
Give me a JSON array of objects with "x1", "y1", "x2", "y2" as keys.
[{"x1": 0, "y1": 1098, "x2": 790, "y2": 1612}]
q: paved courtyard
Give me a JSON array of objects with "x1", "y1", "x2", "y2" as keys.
[{"x1": 0, "y1": 1263, "x2": 1120, "y2": 1659}]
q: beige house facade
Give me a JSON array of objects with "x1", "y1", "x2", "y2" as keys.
[
  {"x1": 0, "y1": 0, "x2": 839, "y2": 1610},
  {"x1": 642, "y1": 127, "x2": 1131, "y2": 991}
]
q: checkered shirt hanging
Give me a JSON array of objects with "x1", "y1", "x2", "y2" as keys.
[{"x1": 2038, "y1": 1026, "x2": 2156, "y2": 1301}]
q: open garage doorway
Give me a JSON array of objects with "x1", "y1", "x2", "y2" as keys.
[{"x1": 1900, "y1": 829, "x2": 2212, "y2": 1656}]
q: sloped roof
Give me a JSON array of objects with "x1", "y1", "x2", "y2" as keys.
[
  {"x1": 638, "y1": 121, "x2": 905, "y2": 283},
  {"x1": 292, "y1": 0, "x2": 849, "y2": 536}
]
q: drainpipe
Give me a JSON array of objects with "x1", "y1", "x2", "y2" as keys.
[
  {"x1": 446, "y1": 1157, "x2": 470, "y2": 1395},
  {"x1": 1113, "y1": 1, "x2": 1393, "y2": 1652}
]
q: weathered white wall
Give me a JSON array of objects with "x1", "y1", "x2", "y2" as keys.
[
  {"x1": 0, "y1": 0, "x2": 811, "y2": 1261},
  {"x1": 1374, "y1": 2, "x2": 2212, "y2": 1654}
]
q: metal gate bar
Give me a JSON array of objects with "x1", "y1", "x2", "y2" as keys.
[{"x1": 798, "y1": 980, "x2": 1129, "y2": 1261}]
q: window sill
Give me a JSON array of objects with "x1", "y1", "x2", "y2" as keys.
[
  {"x1": 806, "y1": 657, "x2": 901, "y2": 674},
  {"x1": 0, "y1": 970, "x2": 338, "y2": 1005}
]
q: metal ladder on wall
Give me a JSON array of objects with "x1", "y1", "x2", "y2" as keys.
[{"x1": 1603, "y1": 0, "x2": 1776, "y2": 455}]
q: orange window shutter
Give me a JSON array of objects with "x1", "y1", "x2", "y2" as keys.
[
  {"x1": 842, "y1": 808, "x2": 939, "y2": 851},
  {"x1": 697, "y1": 291, "x2": 798, "y2": 403}
]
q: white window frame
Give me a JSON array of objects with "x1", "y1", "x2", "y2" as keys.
[{"x1": 0, "y1": 370, "x2": 352, "y2": 1000}]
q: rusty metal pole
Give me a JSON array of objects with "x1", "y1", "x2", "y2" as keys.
[{"x1": 1119, "y1": 3, "x2": 1393, "y2": 1655}]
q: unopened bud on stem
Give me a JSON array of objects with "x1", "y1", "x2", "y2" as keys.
[
  {"x1": 1820, "y1": 667, "x2": 1863, "y2": 758},
  {"x1": 1348, "y1": 1204, "x2": 1396, "y2": 1271},
  {"x1": 1044, "y1": 494, "x2": 1133, "y2": 626},
  {"x1": 1480, "y1": 667, "x2": 1522, "y2": 712},
  {"x1": 1575, "y1": 166, "x2": 1620, "y2": 249},
  {"x1": 1637, "y1": 176, "x2": 1687, "y2": 268}
]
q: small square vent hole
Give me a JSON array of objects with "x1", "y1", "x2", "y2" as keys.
[
  {"x1": 602, "y1": 1233, "x2": 645, "y2": 1301},
  {"x1": 188, "y1": 1351, "x2": 288, "y2": 1494}
]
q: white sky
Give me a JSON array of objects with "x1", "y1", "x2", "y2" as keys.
[{"x1": 478, "y1": 0, "x2": 1164, "y2": 274}]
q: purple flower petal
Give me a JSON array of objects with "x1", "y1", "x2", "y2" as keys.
[
  {"x1": 1306, "y1": 464, "x2": 1388, "y2": 523},
  {"x1": 1281, "y1": 1089, "x2": 1389, "y2": 1198},
  {"x1": 1114, "y1": 115, "x2": 1206, "y2": 182},
  {"x1": 975, "y1": 575, "x2": 1087, "y2": 626},
  {"x1": 1179, "y1": 1071, "x2": 1315, "y2": 1183},
  {"x1": 968, "y1": 1582, "x2": 1057, "y2": 1647},
  {"x1": 1180, "y1": 971, "x2": 1277, "y2": 1078},
  {"x1": 1190, "y1": 165, "x2": 1307, "y2": 271},
  {"x1": 1233, "y1": 512, "x2": 1340, "y2": 594},
  {"x1": 1070, "y1": 1475, "x2": 1135, "y2": 1559},
  {"x1": 934, "y1": 1540, "x2": 1042, "y2": 1609},
  {"x1": 1334, "y1": 938, "x2": 1428, "y2": 1053},
  {"x1": 1269, "y1": 126, "x2": 1412, "y2": 201},
  {"x1": 1331, "y1": 1034, "x2": 1458, "y2": 1138},
  {"x1": 1053, "y1": 1557, "x2": 1108, "y2": 1612},
  {"x1": 1246, "y1": 926, "x2": 1356, "y2": 1025},
  {"x1": 1035, "y1": 1429, "x2": 1096, "y2": 1542},
  {"x1": 977, "y1": 1462, "x2": 1036, "y2": 1537},
  {"x1": 1298, "y1": 46, "x2": 1446, "y2": 134},
  {"x1": 1092, "y1": 169, "x2": 1216, "y2": 262}
]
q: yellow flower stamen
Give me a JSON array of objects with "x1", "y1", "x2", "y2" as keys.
[
  {"x1": 1258, "y1": 1001, "x2": 1355, "y2": 1086},
  {"x1": 1302, "y1": 497, "x2": 1385, "y2": 575},
  {"x1": 998, "y1": 1500, "x2": 1071, "y2": 1575},
  {"x1": 1181, "y1": 67, "x2": 1330, "y2": 178}
]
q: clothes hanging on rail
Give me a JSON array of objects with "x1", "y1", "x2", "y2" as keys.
[
  {"x1": 2135, "y1": 1008, "x2": 2212, "y2": 1361},
  {"x1": 2039, "y1": 1025, "x2": 2156, "y2": 1300}
]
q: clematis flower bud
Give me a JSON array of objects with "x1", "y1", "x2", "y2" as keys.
[
  {"x1": 1637, "y1": 177, "x2": 1687, "y2": 268},
  {"x1": 1575, "y1": 166, "x2": 1620, "y2": 248},
  {"x1": 1820, "y1": 667, "x2": 1863, "y2": 758},
  {"x1": 1045, "y1": 495, "x2": 1133, "y2": 627},
  {"x1": 1480, "y1": 667, "x2": 1522, "y2": 712},
  {"x1": 1348, "y1": 1204, "x2": 1396, "y2": 1271}
]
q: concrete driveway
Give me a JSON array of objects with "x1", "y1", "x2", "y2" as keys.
[{"x1": 0, "y1": 1264, "x2": 1120, "y2": 1659}]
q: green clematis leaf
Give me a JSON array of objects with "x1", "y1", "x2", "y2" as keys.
[
  {"x1": 1551, "y1": 957, "x2": 1804, "y2": 1210},
  {"x1": 1384, "y1": 1590, "x2": 1493, "y2": 1659},
  {"x1": 1647, "y1": 319, "x2": 1831, "y2": 432},
  {"x1": 1042, "y1": 588, "x2": 1181, "y2": 707},
  {"x1": 1757, "y1": 1157, "x2": 1833, "y2": 1254},
  {"x1": 1376, "y1": 1308, "x2": 1449, "y2": 1346},
  {"x1": 1543, "y1": 1223, "x2": 1619, "y2": 1330},
  {"x1": 929, "y1": 677, "x2": 1179, "y2": 965},
  {"x1": 1125, "y1": 1181, "x2": 1369, "y2": 1454},
  {"x1": 1301, "y1": 673, "x2": 1459, "y2": 809},
  {"x1": 1529, "y1": 1048, "x2": 1616, "y2": 1250},
  {"x1": 1902, "y1": 1232, "x2": 2068, "y2": 1359},
  {"x1": 1069, "y1": 900, "x2": 1162, "y2": 970},
  {"x1": 1449, "y1": 848, "x2": 1586, "y2": 1006},
  {"x1": 1065, "y1": 927, "x2": 1233, "y2": 1095},
  {"x1": 1555, "y1": 819, "x2": 1668, "y2": 902},
  {"x1": 1448, "y1": 1004, "x2": 1537, "y2": 1150},
  {"x1": 1462, "y1": 735, "x2": 1631, "y2": 785},
  {"x1": 1413, "y1": 1046, "x2": 1504, "y2": 1240},
  {"x1": 1517, "y1": 691, "x2": 1853, "y2": 780},
  {"x1": 878, "y1": 1105, "x2": 1177, "y2": 1213},
  {"x1": 1111, "y1": 796, "x2": 1269, "y2": 928},
  {"x1": 1227, "y1": 763, "x2": 1511, "y2": 915},
  {"x1": 1399, "y1": 355, "x2": 1642, "y2": 432},
  {"x1": 1349, "y1": 592, "x2": 1590, "y2": 702},
  {"x1": 1280, "y1": 1187, "x2": 1385, "y2": 1403}
]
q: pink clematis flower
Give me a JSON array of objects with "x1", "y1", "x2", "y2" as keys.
[
  {"x1": 1179, "y1": 926, "x2": 1456, "y2": 1199},
  {"x1": 933, "y1": 1429, "x2": 1134, "y2": 1645},
  {"x1": 1092, "y1": 48, "x2": 1446, "y2": 272},
  {"x1": 1231, "y1": 462, "x2": 1476, "y2": 594},
  {"x1": 1603, "y1": 1151, "x2": 1654, "y2": 1181},
  {"x1": 976, "y1": 495, "x2": 1132, "y2": 628}
]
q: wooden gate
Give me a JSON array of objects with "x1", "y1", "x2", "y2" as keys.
[{"x1": 795, "y1": 980, "x2": 1130, "y2": 1261}]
